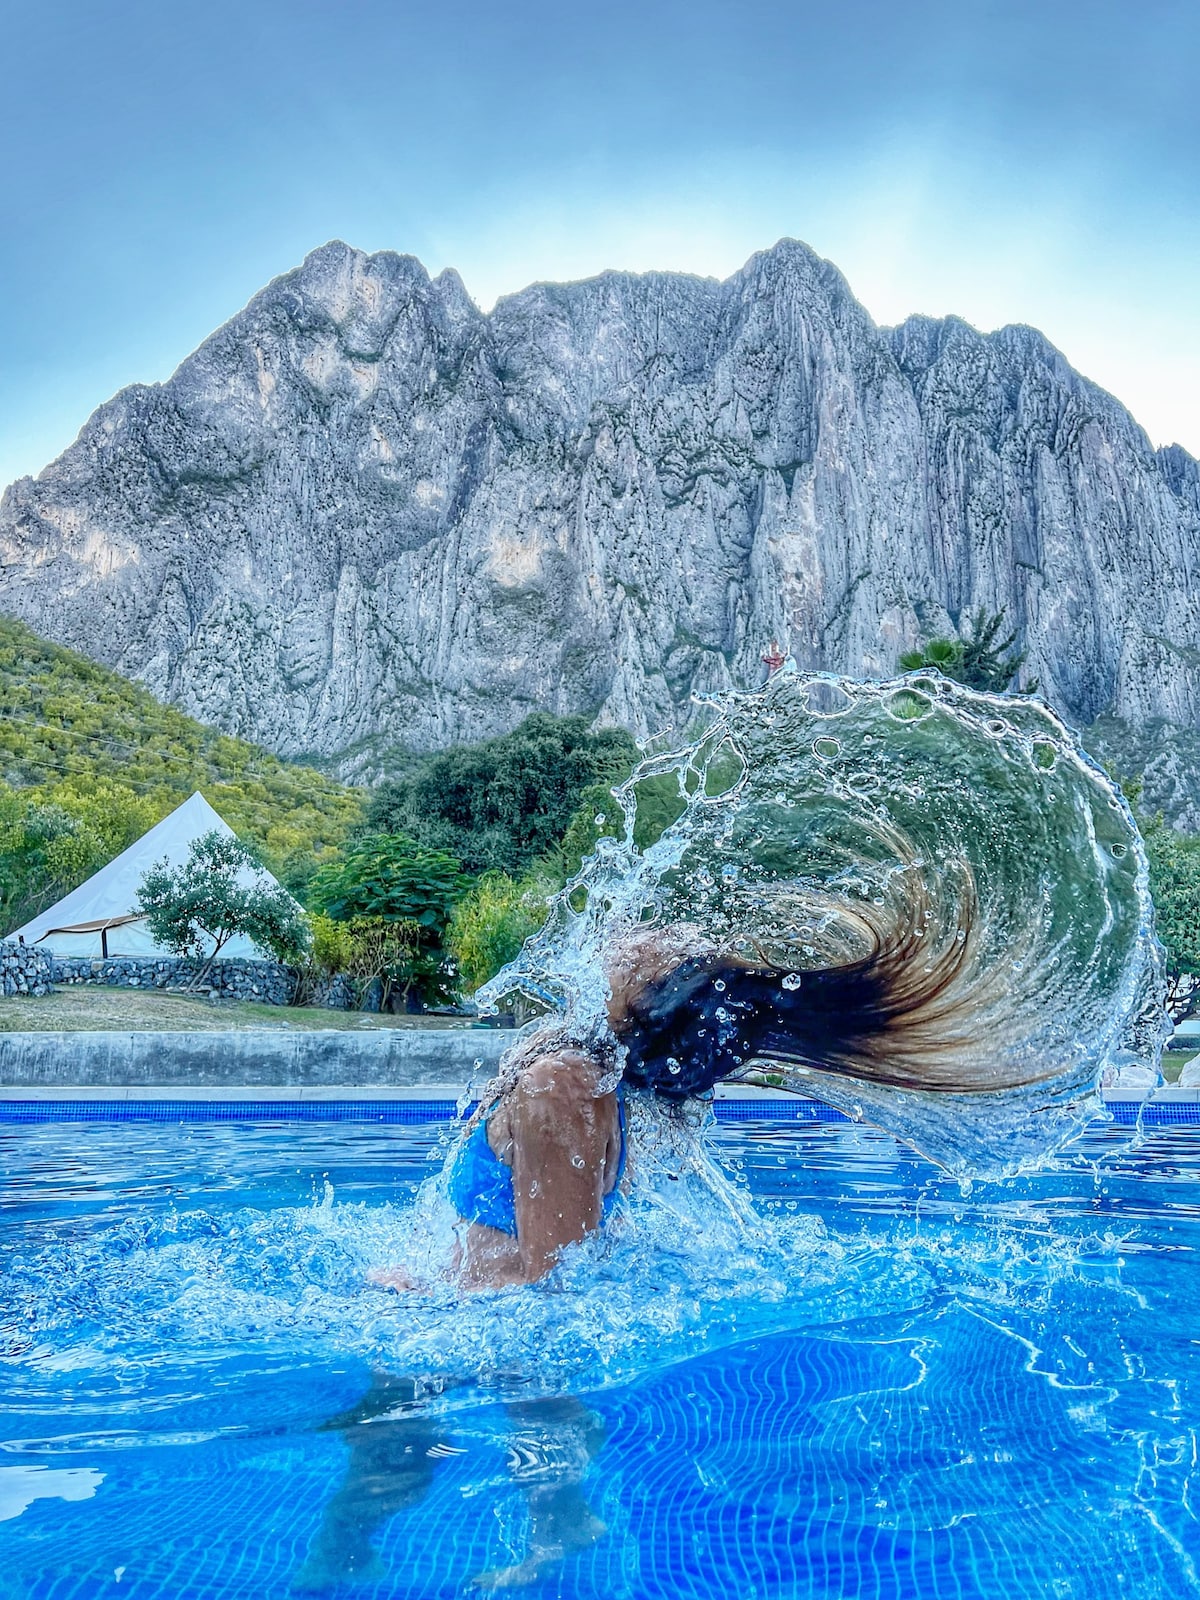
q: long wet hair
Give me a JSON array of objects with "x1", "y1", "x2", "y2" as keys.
[{"x1": 616, "y1": 862, "x2": 1039, "y2": 1098}]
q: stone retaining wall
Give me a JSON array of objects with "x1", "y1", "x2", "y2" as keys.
[
  {"x1": 305, "y1": 972, "x2": 358, "y2": 1011},
  {"x1": 0, "y1": 941, "x2": 53, "y2": 997},
  {"x1": 50, "y1": 954, "x2": 297, "y2": 1006},
  {"x1": 4, "y1": 947, "x2": 442, "y2": 1016}
]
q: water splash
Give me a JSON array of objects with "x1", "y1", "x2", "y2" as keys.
[
  {"x1": 0, "y1": 1123, "x2": 1164, "y2": 1413},
  {"x1": 478, "y1": 672, "x2": 1169, "y2": 1175}
]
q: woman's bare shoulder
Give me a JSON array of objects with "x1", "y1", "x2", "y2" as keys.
[{"x1": 515, "y1": 1048, "x2": 610, "y2": 1097}]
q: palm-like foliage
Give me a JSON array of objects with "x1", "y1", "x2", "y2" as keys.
[{"x1": 900, "y1": 609, "x2": 1037, "y2": 695}]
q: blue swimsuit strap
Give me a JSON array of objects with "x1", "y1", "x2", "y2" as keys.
[{"x1": 446, "y1": 1089, "x2": 626, "y2": 1237}]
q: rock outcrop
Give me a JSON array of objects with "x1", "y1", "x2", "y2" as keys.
[{"x1": 2, "y1": 239, "x2": 1198, "y2": 797}]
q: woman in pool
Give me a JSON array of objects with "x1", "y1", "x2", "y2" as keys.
[
  {"x1": 378, "y1": 865, "x2": 1007, "y2": 1292},
  {"x1": 325, "y1": 880, "x2": 1006, "y2": 1589}
]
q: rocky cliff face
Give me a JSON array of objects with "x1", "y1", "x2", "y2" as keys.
[{"x1": 2, "y1": 239, "x2": 1198, "y2": 796}]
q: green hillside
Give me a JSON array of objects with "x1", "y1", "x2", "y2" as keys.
[{"x1": 0, "y1": 615, "x2": 364, "y2": 928}]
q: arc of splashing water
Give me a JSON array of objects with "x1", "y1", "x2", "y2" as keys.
[{"x1": 476, "y1": 672, "x2": 1169, "y2": 1178}]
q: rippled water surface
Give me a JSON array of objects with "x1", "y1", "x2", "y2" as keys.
[{"x1": 2, "y1": 1116, "x2": 1199, "y2": 1599}]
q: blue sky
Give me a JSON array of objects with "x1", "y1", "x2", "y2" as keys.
[{"x1": 2, "y1": 0, "x2": 1197, "y2": 489}]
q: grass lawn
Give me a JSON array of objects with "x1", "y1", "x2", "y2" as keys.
[
  {"x1": 1161, "y1": 1050, "x2": 1195, "y2": 1084},
  {"x1": 0, "y1": 986, "x2": 474, "y2": 1033}
]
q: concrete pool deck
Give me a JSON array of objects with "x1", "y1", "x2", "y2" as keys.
[
  {"x1": 1, "y1": 1027, "x2": 1197, "y2": 1122},
  {"x1": 0, "y1": 1026, "x2": 509, "y2": 1087}
]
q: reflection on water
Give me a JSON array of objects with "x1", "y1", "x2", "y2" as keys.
[
  {"x1": 0, "y1": 1464, "x2": 105, "y2": 1523},
  {"x1": 296, "y1": 1376, "x2": 606, "y2": 1593}
]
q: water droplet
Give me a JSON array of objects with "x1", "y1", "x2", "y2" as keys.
[{"x1": 781, "y1": 972, "x2": 802, "y2": 991}]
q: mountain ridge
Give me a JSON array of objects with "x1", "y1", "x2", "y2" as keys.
[{"x1": 2, "y1": 236, "x2": 1197, "y2": 812}]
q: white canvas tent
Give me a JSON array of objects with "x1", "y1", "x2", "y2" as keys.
[{"x1": 9, "y1": 792, "x2": 286, "y2": 960}]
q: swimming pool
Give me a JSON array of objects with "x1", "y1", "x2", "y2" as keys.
[{"x1": 2, "y1": 1113, "x2": 1198, "y2": 1599}]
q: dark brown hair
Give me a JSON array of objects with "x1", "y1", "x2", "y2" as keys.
[{"x1": 617, "y1": 863, "x2": 1041, "y2": 1098}]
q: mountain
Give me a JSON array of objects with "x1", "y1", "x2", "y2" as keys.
[{"x1": 2, "y1": 238, "x2": 1198, "y2": 812}]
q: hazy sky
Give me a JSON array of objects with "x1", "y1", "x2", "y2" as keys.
[{"x1": 2, "y1": 0, "x2": 1197, "y2": 489}]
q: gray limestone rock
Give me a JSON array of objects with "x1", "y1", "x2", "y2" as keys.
[{"x1": 2, "y1": 238, "x2": 1198, "y2": 812}]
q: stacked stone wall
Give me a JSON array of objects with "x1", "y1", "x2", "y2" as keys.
[
  {"x1": 4, "y1": 944, "x2": 378, "y2": 1013},
  {"x1": 306, "y1": 972, "x2": 358, "y2": 1011},
  {"x1": 50, "y1": 954, "x2": 299, "y2": 1006},
  {"x1": 0, "y1": 940, "x2": 54, "y2": 997}
]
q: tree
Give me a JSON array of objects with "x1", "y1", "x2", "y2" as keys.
[
  {"x1": 306, "y1": 833, "x2": 467, "y2": 1006},
  {"x1": 46, "y1": 778, "x2": 161, "y2": 866},
  {"x1": 136, "y1": 830, "x2": 309, "y2": 983},
  {"x1": 557, "y1": 781, "x2": 626, "y2": 880},
  {"x1": 900, "y1": 608, "x2": 1038, "y2": 695},
  {"x1": 1144, "y1": 826, "x2": 1200, "y2": 1021},
  {"x1": 556, "y1": 771, "x2": 693, "y2": 878},
  {"x1": 366, "y1": 713, "x2": 639, "y2": 874},
  {"x1": 0, "y1": 779, "x2": 168, "y2": 934},
  {"x1": 307, "y1": 833, "x2": 466, "y2": 925},
  {"x1": 0, "y1": 792, "x2": 86, "y2": 933},
  {"x1": 446, "y1": 871, "x2": 552, "y2": 993}
]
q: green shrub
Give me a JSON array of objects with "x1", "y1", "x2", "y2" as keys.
[
  {"x1": 446, "y1": 871, "x2": 552, "y2": 993},
  {"x1": 307, "y1": 833, "x2": 467, "y2": 1006},
  {"x1": 308, "y1": 911, "x2": 355, "y2": 973}
]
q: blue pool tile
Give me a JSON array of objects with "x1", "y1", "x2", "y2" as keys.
[{"x1": 1, "y1": 1096, "x2": 1197, "y2": 1126}]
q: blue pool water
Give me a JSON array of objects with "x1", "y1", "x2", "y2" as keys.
[{"x1": 2, "y1": 1115, "x2": 1199, "y2": 1599}]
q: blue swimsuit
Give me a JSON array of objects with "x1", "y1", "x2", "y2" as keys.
[{"x1": 445, "y1": 1092, "x2": 627, "y2": 1236}]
